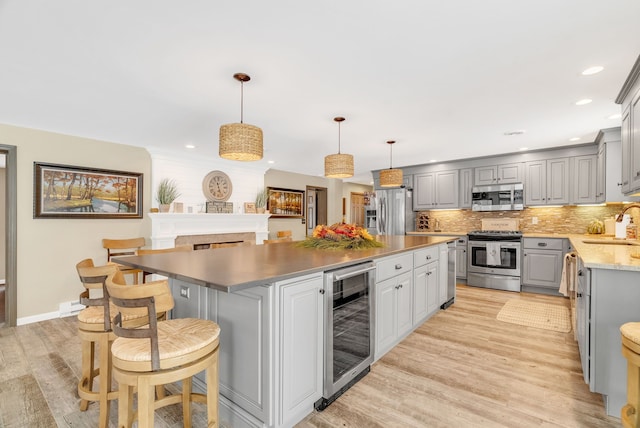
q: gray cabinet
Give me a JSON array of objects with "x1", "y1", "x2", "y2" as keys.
[
  {"x1": 575, "y1": 256, "x2": 590, "y2": 385},
  {"x1": 455, "y1": 236, "x2": 467, "y2": 279},
  {"x1": 413, "y1": 170, "x2": 459, "y2": 210},
  {"x1": 521, "y1": 238, "x2": 565, "y2": 294},
  {"x1": 621, "y1": 105, "x2": 632, "y2": 193},
  {"x1": 474, "y1": 162, "x2": 522, "y2": 185},
  {"x1": 596, "y1": 144, "x2": 605, "y2": 203},
  {"x1": 375, "y1": 271, "x2": 412, "y2": 359},
  {"x1": 524, "y1": 158, "x2": 570, "y2": 206},
  {"x1": 459, "y1": 168, "x2": 473, "y2": 208},
  {"x1": 616, "y1": 56, "x2": 640, "y2": 195},
  {"x1": 412, "y1": 246, "x2": 439, "y2": 326},
  {"x1": 277, "y1": 273, "x2": 324, "y2": 427},
  {"x1": 572, "y1": 155, "x2": 597, "y2": 204},
  {"x1": 580, "y1": 267, "x2": 640, "y2": 416}
]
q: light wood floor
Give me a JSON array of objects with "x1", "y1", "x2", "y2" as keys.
[{"x1": 0, "y1": 285, "x2": 620, "y2": 427}]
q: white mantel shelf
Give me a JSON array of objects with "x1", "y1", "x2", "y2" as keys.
[{"x1": 149, "y1": 213, "x2": 271, "y2": 248}]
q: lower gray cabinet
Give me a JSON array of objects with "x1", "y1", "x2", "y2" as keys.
[
  {"x1": 375, "y1": 271, "x2": 412, "y2": 359},
  {"x1": 521, "y1": 237, "x2": 566, "y2": 294}
]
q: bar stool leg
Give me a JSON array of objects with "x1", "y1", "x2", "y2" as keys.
[
  {"x1": 137, "y1": 376, "x2": 155, "y2": 428},
  {"x1": 97, "y1": 334, "x2": 112, "y2": 428},
  {"x1": 206, "y1": 351, "x2": 219, "y2": 428},
  {"x1": 118, "y1": 383, "x2": 134, "y2": 428},
  {"x1": 623, "y1": 352, "x2": 640, "y2": 427},
  {"x1": 79, "y1": 338, "x2": 95, "y2": 411},
  {"x1": 182, "y1": 377, "x2": 193, "y2": 427}
]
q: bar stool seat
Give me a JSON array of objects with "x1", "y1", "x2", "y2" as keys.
[
  {"x1": 621, "y1": 322, "x2": 640, "y2": 428},
  {"x1": 107, "y1": 271, "x2": 220, "y2": 428}
]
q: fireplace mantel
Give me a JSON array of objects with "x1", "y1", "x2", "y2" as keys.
[{"x1": 149, "y1": 213, "x2": 270, "y2": 248}]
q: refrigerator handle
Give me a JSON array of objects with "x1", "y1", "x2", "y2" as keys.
[{"x1": 377, "y1": 197, "x2": 386, "y2": 234}]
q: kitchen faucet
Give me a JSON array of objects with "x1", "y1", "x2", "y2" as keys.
[{"x1": 615, "y1": 203, "x2": 640, "y2": 221}]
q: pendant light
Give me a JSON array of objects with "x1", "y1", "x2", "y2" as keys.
[
  {"x1": 219, "y1": 72, "x2": 263, "y2": 161},
  {"x1": 324, "y1": 116, "x2": 354, "y2": 178},
  {"x1": 379, "y1": 140, "x2": 403, "y2": 187}
]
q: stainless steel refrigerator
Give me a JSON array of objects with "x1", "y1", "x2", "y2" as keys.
[{"x1": 375, "y1": 188, "x2": 415, "y2": 235}]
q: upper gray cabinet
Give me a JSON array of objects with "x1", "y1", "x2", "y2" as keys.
[
  {"x1": 413, "y1": 170, "x2": 459, "y2": 210},
  {"x1": 474, "y1": 162, "x2": 522, "y2": 185},
  {"x1": 524, "y1": 158, "x2": 570, "y2": 206},
  {"x1": 572, "y1": 155, "x2": 597, "y2": 204},
  {"x1": 459, "y1": 168, "x2": 473, "y2": 208},
  {"x1": 616, "y1": 55, "x2": 640, "y2": 195}
]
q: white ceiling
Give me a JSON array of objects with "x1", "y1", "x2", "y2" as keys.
[{"x1": 1, "y1": 1, "x2": 639, "y2": 184}]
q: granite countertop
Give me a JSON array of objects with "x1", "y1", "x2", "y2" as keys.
[
  {"x1": 411, "y1": 229, "x2": 640, "y2": 271},
  {"x1": 115, "y1": 235, "x2": 455, "y2": 292}
]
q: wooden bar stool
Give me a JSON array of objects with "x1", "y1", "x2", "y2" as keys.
[
  {"x1": 621, "y1": 322, "x2": 640, "y2": 428},
  {"x1": 76, "y1": 259, "x2": 118, "y2": 428},
  {"x1": 106, "y1": 271, "x2": 220, "y2": 428},
  {"x1": 102, "y1": 237, "x2": 146, "y2": 284}
]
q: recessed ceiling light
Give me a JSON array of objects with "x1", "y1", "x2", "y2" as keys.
[
  {"x1": 575, "y1": 99, "x2": 592, "y2": 106},
  {"x1": 503, "y1": 130, "x2": 526, "y2": 136},
  {"x1": 429, "y1": 159, "x2": 437, "y2": 163},
  {"x1": 185, "y1": 144, "x2": 196, "y2": 149},
  {"x1": 582, "y1": 66, "x2": 604, "y2": 75},
  {"x1": 608, "y1": 113, "x2": 622, "y2": 119},
  {"x1": 519, "y1": 147, "x2": 528, "y2": 151},
  {"x1": 569, "y1": 137, "x2": 581, "y2": 142},
  {"x1": 267, "y1": 160, "x2": 275, "y2": 164}
]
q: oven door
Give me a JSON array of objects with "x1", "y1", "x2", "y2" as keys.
[{"x1": 467, "y1": 240, "x2": 521, "y2": 276}]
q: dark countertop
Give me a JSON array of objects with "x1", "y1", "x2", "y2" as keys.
[{"x1": 116, "y1": 235, "x2": 455, "y2": 292}]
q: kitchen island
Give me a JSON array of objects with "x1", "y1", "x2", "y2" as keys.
[{"x1": 117, "y1": 234, "x2": 455, "y2": 428}]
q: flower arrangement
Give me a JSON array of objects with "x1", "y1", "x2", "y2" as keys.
[{"x1": 298, "y1": 223, "x2": 384, "y2": 250}]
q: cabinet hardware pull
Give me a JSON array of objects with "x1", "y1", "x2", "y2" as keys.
[
  {"x1": 578, "y1": 270, "x2": 583, "y2": 276},
  {"x1": 636, "y1": 171, "x2": 640, "y2": 177},
  {"x1": 538, "y1": 242, "x2": 547, "y2": 247},
  {"x1": 577, "y1": 293, "x2": 582, "y2": 298},
  {"x1": 395, "y1": 264, "x2": 403, "y2": 270},
  {"x1": 618, "y1": 182, "x2": 623, "y2": 187},
  {"x1": 426, "y1": 255, "x2": 431, "y2": 260},
  {"x1": 319, "y1": 289, "x2": 325, "y2": 294}
]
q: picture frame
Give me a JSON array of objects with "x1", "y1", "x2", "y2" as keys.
[
  {"x1": 34, "y1": 162, "x2": 143, "y2": 219},
  {"x1": 244, "y1": 202, "x2": 257, "y2": 213},
  {"x1": 267, "y1": 187, "x2": 305, "y2": 218}
]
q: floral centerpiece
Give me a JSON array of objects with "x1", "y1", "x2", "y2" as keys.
[{"x1": 298, "y1": 223, "x2": 384, "y2": 250}]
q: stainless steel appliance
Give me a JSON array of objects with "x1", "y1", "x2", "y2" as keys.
[
  {"x1": 316, "y1": 262, "x2": 375, "y2": 411},
  {"x1": 442, "y1": 240, "x2": 457, "y2": 309},
  {"x1": 375, "y1": 188, "x2": 415, "y2": 235},
  {"x1": 471, "y1": 183, "x2": 524, "y2": 211},
  {"x1": 467, "y1": 230, "x2": 522, "y2": 292}
]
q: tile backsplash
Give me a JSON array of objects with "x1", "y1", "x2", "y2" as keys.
[{"x1": 418, "y1": 204, "x2": 640, "y2": 235}]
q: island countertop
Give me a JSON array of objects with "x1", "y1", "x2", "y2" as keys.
[{"x1": 115, "y1": 235, "x2": 456, "y2": 292}]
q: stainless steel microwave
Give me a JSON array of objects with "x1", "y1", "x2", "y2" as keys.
[{"x1": 471, "y1": 183, "x2": 524, "y2": 211}]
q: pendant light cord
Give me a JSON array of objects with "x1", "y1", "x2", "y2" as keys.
[
  {"x1": 389, "y1": 142, "x2": 393, "y2": 169},
  {"x1": 337, "y1": 121, "x2": 341, "y2": 154},
  {"x1": 240, "y1": 81, "x2": 244, "y2": 124}
]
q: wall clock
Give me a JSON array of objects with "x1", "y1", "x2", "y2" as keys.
[{"x1": 202, "y1": 170, "x2": 233, "y2": 202}]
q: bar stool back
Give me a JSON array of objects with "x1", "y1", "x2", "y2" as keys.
[
  {"x1": 106, "y1": 271, "x2": 220, "y2": 428},
  {"x1": 622, "y1": 322, "x2": 640, "y2": 428}
]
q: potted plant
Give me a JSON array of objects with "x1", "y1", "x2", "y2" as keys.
[
  {"x1": 255, "y1": 187, "x2": 269, "y2": 214},
  {"x1": 156, "y1": 178, "x2": 181, "y2": 212}
]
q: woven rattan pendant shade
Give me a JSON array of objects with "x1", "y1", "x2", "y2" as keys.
[
  {"x1": 379, "y1": 140, "x2": 403, "y2": 187},
  {"x1": 324, "y1": 116, "x2": 354, "y2": 178},
  {"x1": 324, "y1": 153, "x2": 355, "y2": 178},
  {"x1": 219, "y1": 73, "x2": 263, "y2": 161},
  {"x1": 219, "y1": 123, "x2": 263, "y2": 161},
  {"x1": 379, "y1": 168, "x2": 403, "y2": 187}
]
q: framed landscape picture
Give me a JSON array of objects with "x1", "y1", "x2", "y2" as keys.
[
  {"x1": 34, "y1": 162, "x2": 143, "y2": 219},
  {"x1": 267, "y1": 187, "x2": 304, "y2": 218}
]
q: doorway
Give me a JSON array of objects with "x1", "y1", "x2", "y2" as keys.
[
  {"x1": 0, "y1": 145, "x2": 17, "y2": 328},
  {"x1": 306, "y1": 186, "x2": 328, "y2": 236},
  {"x1": 350, "y1": 192, "x2": 365, "y2": 227}
]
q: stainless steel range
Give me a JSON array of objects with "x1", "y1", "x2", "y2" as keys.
[{"x1": 467, "y1": 220, "x2": 522, "y2": 292}]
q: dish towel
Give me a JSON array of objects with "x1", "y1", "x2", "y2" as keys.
[
  {"x1": 559, "y1": 252, "x2": 577, "y2": 297},
  {"x1": 485, "y1": 242, "x2": 502, "y2": 266}
]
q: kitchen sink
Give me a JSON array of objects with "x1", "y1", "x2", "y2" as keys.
[{"x1": 582, "y1": 239, "x2": 640, "y2": 246}]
